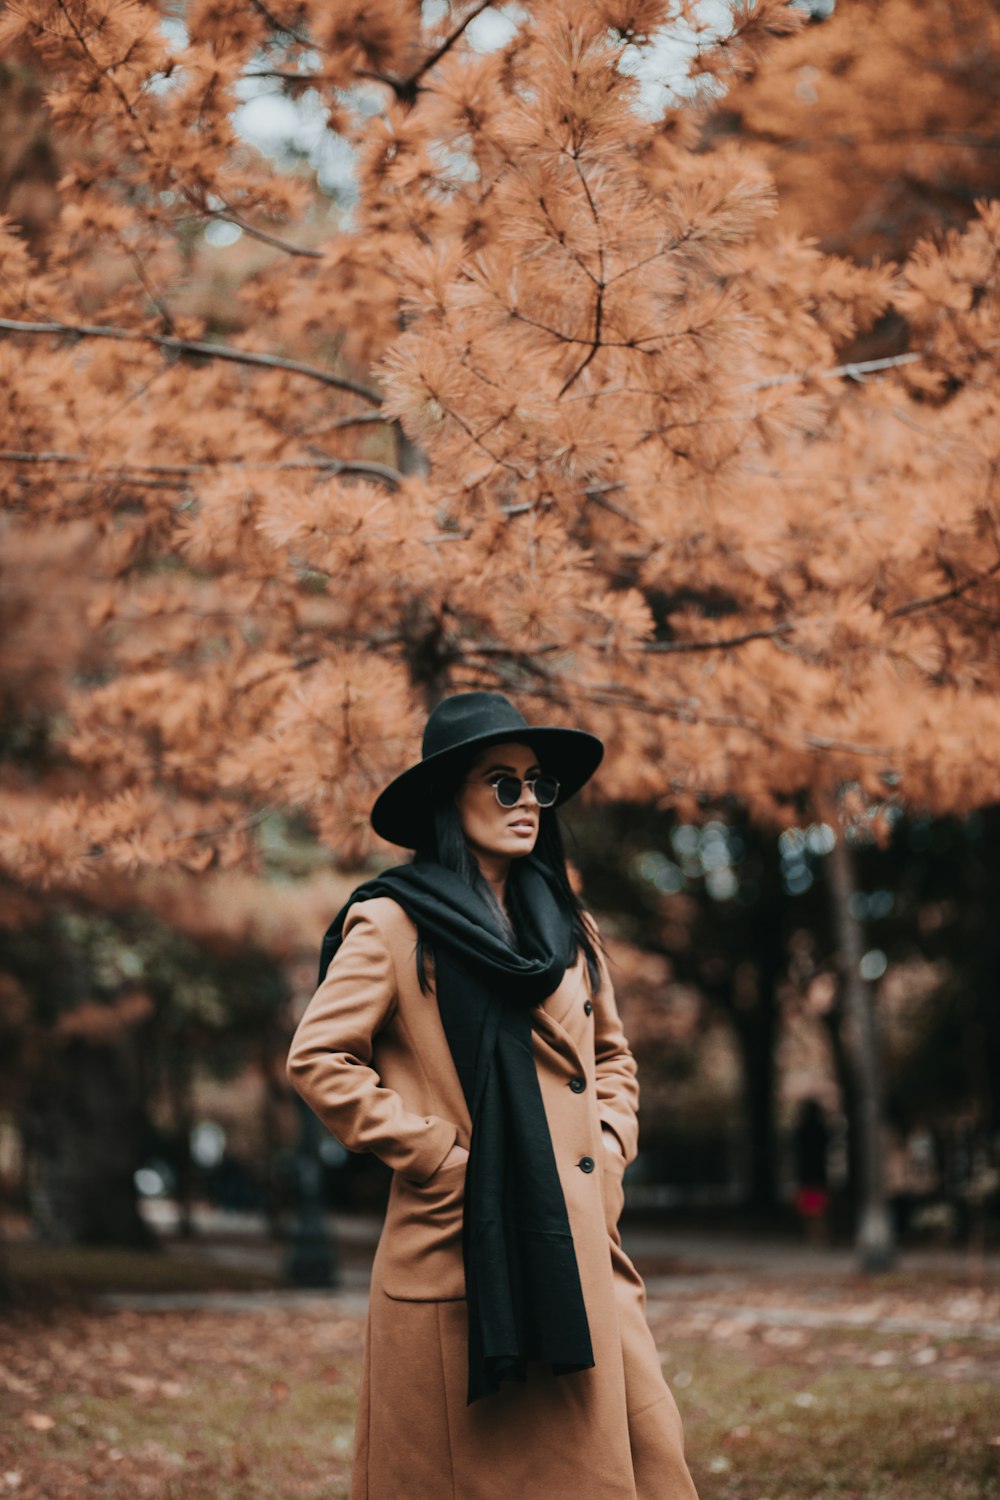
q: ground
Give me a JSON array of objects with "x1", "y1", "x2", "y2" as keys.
[{"x1": 1, "y1": 1217, "x2": 997, "y2": 1499}]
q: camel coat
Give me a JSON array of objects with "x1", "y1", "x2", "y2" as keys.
[{"x1": 286, "y1": 896, "x2": 699, "y2": 1500}]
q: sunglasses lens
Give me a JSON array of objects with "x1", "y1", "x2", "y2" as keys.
[
  {"x1": 493, "y1": 774, "x2": 561, "y2": 807},
  {"x1": 495, "y1": 776, "x2": 522, "y2": 807}
]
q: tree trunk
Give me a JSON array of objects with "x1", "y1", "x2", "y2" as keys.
[
  {"x1": 730, "y1": 837, "x2": 786, "y2": 1219},
  {"x1": 25, "y1": 1038, "x2": 155, "y2": 1247},
  {"x1": 827, "y1": 830, "x2": 895, "y2": 1272},
  {"x1": 731, "y1": 983, "x2": 780, "y2": 1219}
]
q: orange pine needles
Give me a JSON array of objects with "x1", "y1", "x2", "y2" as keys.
[{"x1": 0, "y1": 0, "x2": 998, "y2": 889}]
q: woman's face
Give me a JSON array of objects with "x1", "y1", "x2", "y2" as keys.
[{"x1": 454, "y1": 740, "x2": 544, "y2": 864}]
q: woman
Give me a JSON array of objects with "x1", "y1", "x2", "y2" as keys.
[{"x1": 286, "y1": 691, "x2": 700, "y2": 1500}]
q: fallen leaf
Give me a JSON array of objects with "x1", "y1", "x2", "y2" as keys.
[
  {"x1": 21, "y1": 1412, "x2": 55, "y2": 1432},
  {"x1": 723, "y1": 1423, "x2": 752, "y2": 1443}
]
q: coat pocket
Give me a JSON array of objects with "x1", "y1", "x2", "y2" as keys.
[
  {"x1": 600, "y1": 1145, "x2": 627, "y2": 1245},
  {"x1": 378, "y1": 1151, "x2": 468, "y2": 1302}
]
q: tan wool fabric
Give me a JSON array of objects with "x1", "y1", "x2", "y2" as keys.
[{"x1": 287, "y1": 896, "x2": 700, "y2": 1500}]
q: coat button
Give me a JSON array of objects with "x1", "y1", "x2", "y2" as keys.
[
  {"x1": 578, "y1": 1156, "x2": 595, "y2": 1173},
  {"x1": 569, "y1": 1076, "x2": 586, "y2": 1093},
  {"x1": 583, "y1": 1000, "x2": 593, "y2": 1016}
]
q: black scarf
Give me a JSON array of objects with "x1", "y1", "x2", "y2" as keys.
[{"x1": 317, "y1": 855, "x2": 595, "y2": 1404}]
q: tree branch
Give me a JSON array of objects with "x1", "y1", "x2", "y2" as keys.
[
  {"x1": 739, "y1": 125, "x2": 1000, "y2": 155},
  {"x1": 519, "y1": 680, "x2": 894, "y2": 759},
  {"x1": 0, "y1": 449, "x2": 403, "y2": 488},
  {"x1": 54, "y1": 0, "x2": 319, "y2": 262},
  {"x1": 890, "y1": 557, "x2": 1000, "y2": 618},
  {"x1": 405, "y1": 0, "x2": 495, "y2": 90},
  {"x1": 251, "y1": 2, "x2": 496, "y2": 103},
  {"x1": 205, "y1": 209, "x2": 324, "y2": 259},
  {"x1": 249, "y1": 0, "x2": 312, "y2": 47},
  {"x1": 642, "y1": 624, "x2": 795, "y2": 653},
  {"x1": 0, "y1": 318, "x2": 382, "y2": 404}
]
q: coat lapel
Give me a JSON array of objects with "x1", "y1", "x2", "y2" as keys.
[{"x1": 532, "y1": 953, "x2": 589, "y2": 1074}]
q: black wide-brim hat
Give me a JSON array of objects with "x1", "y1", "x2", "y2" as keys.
[{"x1": 370, "y1": 691, "x2": 604, "y2": 850}]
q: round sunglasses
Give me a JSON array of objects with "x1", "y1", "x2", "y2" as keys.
[{"x1": 488, "y1": 773, "x2": 560, "y2": 809}]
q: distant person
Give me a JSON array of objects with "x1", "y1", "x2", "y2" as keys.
[
  {"x1": 287, "y1": 692, "x2": 699, "y2": 1499},
  {"x1": 792, "y1": 1097, "x2": 831, "y2": 1246}
]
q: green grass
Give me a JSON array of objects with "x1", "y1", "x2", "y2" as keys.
[
  {"x1": 39, "y1": 1363, "x2": 358, "y2": 1500},
  {"x1": 667, "y1": 1335, "x2": 998, "y2": 1500},
  {"x1": 1, "y1": 1302, "x2": 362, "y2": 1500},
  {"x1": 2, "y1": 1242, "x2": 997, "y2": 1498},
  {"x1": 3, "y1": 1314, "x2": 996, "y2": 1499}
]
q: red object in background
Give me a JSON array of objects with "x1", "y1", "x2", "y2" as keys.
[{"x1": 794, "y1": 1186, "x2": 830, "y2": 1218}]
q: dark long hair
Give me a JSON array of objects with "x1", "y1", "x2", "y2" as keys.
[{"x1": 411, "y1": 751, "x2": 603, "y2": 997}]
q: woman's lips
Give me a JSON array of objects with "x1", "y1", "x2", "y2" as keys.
[{"x1": 508, "y1": 820, "x2": 535, "y2": 833}]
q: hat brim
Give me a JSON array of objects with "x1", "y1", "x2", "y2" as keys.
[{"x1": 370, "y1": 725, "x2": 604, "y2": 850}]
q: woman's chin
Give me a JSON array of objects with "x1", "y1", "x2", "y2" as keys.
[{"x1": 498, "y1": 833, "x2": 538, "y2": 857}]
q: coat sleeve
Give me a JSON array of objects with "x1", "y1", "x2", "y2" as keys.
[
  {"x1": 286, "y1": 905, "x2": 458, "y2": 1185},
  {"x1": 588, "y1": 921, "x2": 641, "y2": 1166}
]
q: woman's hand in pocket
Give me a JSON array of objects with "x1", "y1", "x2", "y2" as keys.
[
  {"x1": 437, "y1": 1141, "x2": 470, "y2": 1173},
  {"x1": 383, "y1": 1139, "x2": 469, "y2": 1300}
]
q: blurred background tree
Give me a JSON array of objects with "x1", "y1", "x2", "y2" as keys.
[
  {"x1": 0, "y1": 0, "x2": 997, "y2": 1274},
  {"x1": 704, "y1": 0, "x2": 1000, "y2": 264}
]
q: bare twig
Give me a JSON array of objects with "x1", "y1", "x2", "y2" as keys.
[
  {"x1": 584, "y1": 488, "x2": 642, "y2": 526},
  {"x1": 160, "y1": 801, "x2": 277, "y2": 845},
  {"x1": 738, "y1": 352, "x2": 922, "y2": 393},
  {"x1": 558, "y1": 158, "x2": 606, "y2": 397}
]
